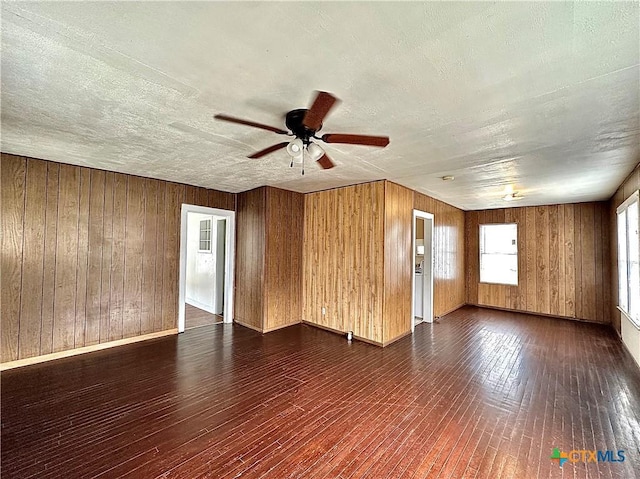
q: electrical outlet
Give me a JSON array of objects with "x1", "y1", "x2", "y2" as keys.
[{"x1": 321, "y1": 307, "x2": 326, "y2": 315}]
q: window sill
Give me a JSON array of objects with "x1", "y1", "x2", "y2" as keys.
[
  {"x1": 479, "y1": 281, "x2": 518, "y2": 287},
  {"x1": 618, "y1": 306, "x2": 640, "y2": 331}
]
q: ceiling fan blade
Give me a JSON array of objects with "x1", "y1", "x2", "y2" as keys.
[
  {"x1": 316, "y1": 153, "x2": 335, "y2": 170},
  {"x1": 303, "y1": 91, "x2": 339, "y2": 131},
  {"x1": 214, "y1": 114, "x2": 288, "y2": 134},
  {"x1": 321, "y1": 133, "x2": 390, "y2": 147},
  {"x1": 248, "y1": 142, "x2": 289, "y2": 159}
]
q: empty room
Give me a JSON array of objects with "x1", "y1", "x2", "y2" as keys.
[{"x1": 1, "y1": 2, "x2": 639, "y2": 478}]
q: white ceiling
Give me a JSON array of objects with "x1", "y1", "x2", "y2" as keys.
[{"x1": 1, "y1": 2, "x2": 638, "y2": 210}]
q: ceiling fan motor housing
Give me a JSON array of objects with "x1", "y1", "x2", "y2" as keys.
[{"x1": 285, "y1": 109, "x2": 319, "y2": 142}]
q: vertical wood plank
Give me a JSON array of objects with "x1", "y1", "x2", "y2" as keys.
[
  {"x1": 235, "y1": 187, "x2": 266, "y2": 330},
  {"x1": 196, "y1": 187, "x2": 209, "y2": 209},
  {"x1": 123, "y1": 176, "x2": 145, "y2": 337},
  {"x1": 382, "y1": 182, "x2": 412, "y2": 344},
  {"x1": 601, "y1": 204, "x2": 611, "y2": 324},
  {"x1": 516, "y1": 207, "x2": 527, "y2": 311},
  {"x1": 574, "y1": 205, "x2": 583, "y2": 320},
  {"x1": 208, "y1": 188, "x2": 235, "y2": 211},
  {"x1": 161, "y1": 183, "x2": 183, "y2": 331},
  {"x1": 1, "y1": 155, "x2": 26, "y2": 362},
  {"x1": 525, "y1": 207, "x2": 537, "y2": 313},
  {"x1": 580, "y1": 203, "x2": 596, "y2": 321},
  {"x1": 565, "y1": 204, "x2": 576, "y2": 318},
  {"x1": 264, "y1": 187, "x2": 304, "y2": 331},
  {"x1": 100, "y1": 172, "x2": 115, "y2": 342},
  {"x1": 548, "y1": 205, "x2": 559, "y2": 316},
  {"x1": 153, "y1": 181, "x2": 166, "y2": 332},
  {"x1": 536, "y1": 206, "x2": 550, "y2": 314},
  {"x1": 40, "y1": 161, "x2": 59, "y2": 355},
  {"x1": 52, "y1": 164, "x2": 80, "y2": 352},
  {"x1": 594, "y1": 203, "x2": 604, "y2": 322},
  {"x1": 73, "y1": 167, "x2": 91, "y2": 348},
  {"x1": 85, "y1": 169, "x2": 105, "y2": 346},
  {"x1": 141, "y1": 178, "x2": 158, "y2": 335},
  {"x1": 373, "y1": 182, "x2": 385, "y2": 343},
  {"x1": 558, "y1": 205, "x2": 566, "y2": 317},
  {"x1": 18, "y1": 159, "x2": 47, "y2": 359},
  {"x1": 108, "y1": 174, "x2": 128, "y2": 341},
  {"x1": 184, "y1": 185, "x2": 197, "y2": 207}
]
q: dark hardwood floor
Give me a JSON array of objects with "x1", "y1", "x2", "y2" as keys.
[
  {"x1": 2, "y1": 306, "x2": 640, "y2": 478},
  {"x1": 185, "y1": 303, "x2": 223, "y2": 329}
]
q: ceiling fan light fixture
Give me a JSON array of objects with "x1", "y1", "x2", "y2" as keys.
[
  {"x1": 215, "y1": 91, "x2": 389, "y2": 170},
  {"x1": 306, "y1": 142, "x2": 325, "y2": 162},
  {"x1": 286, "y1": 138, "x2": 304, "y2": 157}
]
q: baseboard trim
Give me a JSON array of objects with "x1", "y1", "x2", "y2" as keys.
[
  {"x1": 302, "y1": 320, "x2": 384, "y2": 347},
  {"x1": 232, "y1": 319, "x2": 301, "y2": 334},
  {"x1": 263, "y1": 321, "x2": 301, "y2": 333},
  {"x1": 0, "y1": 329, "x2": 178, "y2": 371},
  {"x1": 467, "y1": 304, "x2": 611, "y2": 326},
  {"x1": 234, "y1": 319, "x2": 264, "y2": 333},
  {"x1": 436, "y1": 303, "x2": 466, "y2": 319},
  {"x1": 382, "y1": 330, "x2": 412, "y2": 347}
]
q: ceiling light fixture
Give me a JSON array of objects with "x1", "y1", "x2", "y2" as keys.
[
  {"x1": 306, "y1": 142, "x2": 325, "y2": 162},
  {"x1": 503, "y1": 192, "x2": 523, "y2": 201},
  {"x1": 285, "y1": 140, "x2": 326, "y2": 175},
  {"x1": 442, "y1": 175, "x2": 455, "y2": 181},
  {"x1": 286, "y1": 138, "x2": 304, "y2": 157}
]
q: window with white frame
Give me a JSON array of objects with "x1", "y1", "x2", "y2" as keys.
[
  {"x1": 617, "y1": 191, "x2": 639, "y2": 325},
  {"x1": 199, "y1": 219, "x2": 212, "y2": 252},
  {"x1": 480, "y1": 223, "x2": 518, "y2": 285}
]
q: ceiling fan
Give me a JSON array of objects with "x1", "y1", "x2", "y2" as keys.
[{"x1": 214, "y1": 91, "x2": 390, "y2": 173}]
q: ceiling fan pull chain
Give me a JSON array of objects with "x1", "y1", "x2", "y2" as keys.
[{"x1": 302, "y1": 148, "x2": 305, "y2": 175}]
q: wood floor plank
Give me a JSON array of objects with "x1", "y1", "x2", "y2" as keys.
[{"x1": 2, "y1": 307, "x2": 640, "y2": 478}]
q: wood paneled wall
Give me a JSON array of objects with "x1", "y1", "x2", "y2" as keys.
[
  {"x1": 1, "y1": 154, "x2": 235, "y2": 362},
  {"x1": 264, "y1": 187, "x2": 304, "y2": 332},
  {"x1": 235, "y1": 186, "x2": 303, "y2": 332},
  {"x1": 235, "y1": 187, "x2": 266, "y2": 331},
  {"x1": 383, "y1": 182, "x2": 413, "y2": 344},
  {"x1": 414, "y1": 192, "x2": 466, "y2": 317},
  {"x1": 303, "y1": 181, "x2": 467, "y2": 345},
  {"x1": 303, "y1": 181, "x2": 386, "y2": 342},
  {"x1": 610, "y1": 162, "x2": 640, "y2": 333},
  {"x1": 465, "y1": 203, "x2": 611, "y2": 324}
]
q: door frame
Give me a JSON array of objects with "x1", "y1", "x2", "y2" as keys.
[
  {"x1": 178, "y1": 204, "x2": 236, "y2": 333},
  {"x1": 411, "y1": 210, "x2": 434, "y2": 333}
]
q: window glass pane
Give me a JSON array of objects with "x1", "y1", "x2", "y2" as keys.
[
  {"x1": 479, "y1": 224, "x2": 518, "y2": 285},
  {"x1": 481, "y1": 224, "x2": 517, "y2": 254},
  {"x1": 199, "y1": 219, "x2": 212, "y2": 251},
  {"x1": 628, "y1": 202, "x2": 639, "y2": 320},
  {"x1": 618, "y1": 211, "x2": 628, "y2": 312}
]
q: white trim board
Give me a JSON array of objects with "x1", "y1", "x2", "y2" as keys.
[
  {"x1": 178, "y1": 204, "x2": 236, "y2": 333},
  {"x1": 411, "y1": 210, "x2": 435, "y2": 334}
]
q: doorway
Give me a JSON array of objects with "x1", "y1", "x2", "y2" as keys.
[
  {"x1": 178, "y1": 204, "x2": 235, "y2": 333},
  {"x1": 412, "y1": 210, "x2": 434, "y2": 332}
]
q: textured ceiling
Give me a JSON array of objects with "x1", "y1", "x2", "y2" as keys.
[{"x1": 1, "y1": 2, "x2": 638, "y2": 210}]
